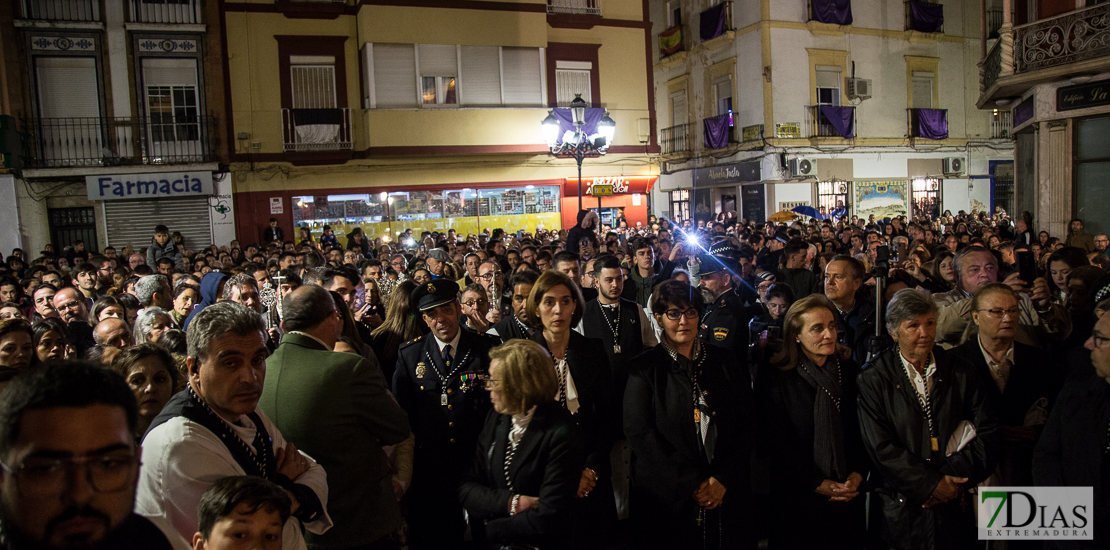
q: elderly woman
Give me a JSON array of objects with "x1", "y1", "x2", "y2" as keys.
[
  {"x1": 135, "y1": 307, "x2": 174, "y2": 344},
  {"x1": 857, "y1": 289, "x2": 999, "y2": 549},
  {"x1": 31, "y1": 318, "x2": 68, "y2": 366},
  {"x1": 111, "y1": 343, "x2": 177, "y2": 439},
  {"x1": 525, "y1": 270, "x2": 617, "y2": 548},
  {"x1": 761, "y1": 294, "x2": 867, "y2": 549},
  {"x1": 171, "y1": 282, "x2": 199, "y2": 327},
  {"x1": 0, "y1": 319, "x2": 34, "y2": 373},
  {"x1": 625, "y1": 279, "x2": 754, "y2": 550},
  {"x1": 459, "y1": 339, "x2": 583, "y2": 549}
]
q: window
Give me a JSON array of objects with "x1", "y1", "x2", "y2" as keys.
[
  {"x1": 670, "y1": 90, "x2": 687, "y2": 126},
  {"x1": 670, "y1": 189, "x2": 691, "y2": 221},
  {"x1": 911, "y1": 178, "x2": 941, "y2": 219},
  {"x1": 501, "y1": 47, "x2": 543, "y2": 106},
  {"x1": 141, "y1": 57, "x2": 200, "y2": 143},
  {"x1": 290, "y1": 56, "x2": 337, "y2": 108},
  {"x1": 817, "y1": 181, "x2": 850, "y2": 213},
  {"x1": 371, "y1": 44, "x2": 417, "y2": 108},
  {"x1": 815, "y1": 65, "x2": 841, "y2": 105},
  {"x1": 555, "y1": 61, "x2": 591, "y2": 106},
  {"x1": 1076, "y1": 116, "x2": 1110, "y2": 237},
  {"x1": 418, "y1": 44, "x2": 457, "y2": 106},
  {"x1": 912, "y1": 72, "x2": 934, "y2": 110},
  {"x1": 666, "y1": 1, "x2": 681, "y2": 27},
  {"x1": 713, "y1": 76, "x2": 732, "y2": 118},
  {"x1": 460, "y1": 45, "x2": 501, "y2": 105}
]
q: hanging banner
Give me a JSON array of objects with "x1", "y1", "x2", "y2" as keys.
[{"x1": 854, "y1": 181, "x2": 909, "y2": 219}]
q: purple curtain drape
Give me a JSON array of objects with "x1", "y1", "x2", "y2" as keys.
[
  {"x1": 704, "y1": 116, "x2": 730, "y2": 149},
  {"x1": 916, "y1": 109, "x2": 948, "y2": 140},
  {"x1": 552, "y1": 108, "x2": 605, "y2": 144},
  {"x1": 811, "y1": 0, "x2": 852, "y2": 25},
  {"x1": 908, "y1": 1, "x2": 943, "y2": 33},
  {"x1": 700, "y1": 3, "x2": 727, "y2": 41},
  {"x1": 819, "y1": 105, "x2": 855, "y2": 139}
]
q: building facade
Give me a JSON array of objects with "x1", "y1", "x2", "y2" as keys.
[
  {"x1": 977, "y1": 0, "x2": 1110, "y2": 239},
  {"x1": 648, "y1": 0, "x2": 1015, "y2": 226},
  {"x1": 222, "y1": 0, "x2": 657, "y2": 247},
  {"x1": 0, "y1": 0, "x2": 234, "y2": 256}
]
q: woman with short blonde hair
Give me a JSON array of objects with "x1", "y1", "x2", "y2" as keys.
[{"x1": 460, "y1": 339, "x2": 582, "y2": 549}]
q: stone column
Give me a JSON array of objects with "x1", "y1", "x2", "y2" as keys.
[
  {"x1": 1000, "y1": 0, "x2": 1015, "y2": 76},
  {"x1": 1039, "y1": 120, "x2": 1072, "y2": 238}
]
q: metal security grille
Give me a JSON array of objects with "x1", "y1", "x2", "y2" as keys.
[
  {"x1": 48, "y1": 207, "x2": 98, "y2": 253},
  {"x1": 291, "y1": 65, "x2": 337, "y2": 109},
  {"x1": 104, "y1": 197, "x2": 210, "y2": 250}
]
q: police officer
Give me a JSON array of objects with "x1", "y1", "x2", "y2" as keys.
[
  {"x1": 393, "y1": 279, "x2": 500, "y2": 549},
  {"x1": 697, "y1": 251, "x2": 759, "y2": 386}
]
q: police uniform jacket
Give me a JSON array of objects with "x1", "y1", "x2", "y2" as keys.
[
  {"x1": 393, "y1": 328, "x2": 500, "y2": 482},
  {"x1": 700, "y1": 290, "x2": 757, "y2": 384}
]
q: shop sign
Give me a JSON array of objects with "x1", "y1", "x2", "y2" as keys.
[
  {"x1": 1058, "y1": 80, "x2": 1110, "y2": 112},
  {"x1": 86, "y1": 171, "x2": 213, "y2": 201},
  {"x1": 1013, "y1": 94, "x2": 1035, "y2": 127},
  {"x1": 562, "y1": 175, "x2": 657, "y2": 197},
  {"x1": 694, "y1": 160, "x2": 761, "y2": 187},
  {"x1": 742, "y1": 124, "x2": 764, "y2": 142},
  {"x1": 589, "y1": 183, "x2": 614, "y2": 196},
  {"x1": 775, "y1": 123, "x2": 801, "y2": 138}
]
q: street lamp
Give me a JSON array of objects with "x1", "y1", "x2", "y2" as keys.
[{"x1": 542, "y1": 94, "x2": 616, "y2": 210}]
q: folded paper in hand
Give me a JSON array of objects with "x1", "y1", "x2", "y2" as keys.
[{"x1": 946, "y1": 420, "x2": 977, "y2": 456}]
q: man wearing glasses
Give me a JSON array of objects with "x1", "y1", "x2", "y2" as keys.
[
  {"x1": 458, "y1": 284, "x2": 493, "y2": 334},
  {"x1": 1095, "y1": 233, "x2": 1109, "y2": 256},
  {"x1": 476, "y1": 260, "x2": 510, "y2": 320},
  {"x1": 52, "y1": 287, "x2": 95, "y2": 355},
  {"x1": 0, "y1": 361, "x2": 189, "y2": 549}
]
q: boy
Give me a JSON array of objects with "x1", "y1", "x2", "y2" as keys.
[{"x1": 192, "y1": 477, "x2": 291, "y2": 550}]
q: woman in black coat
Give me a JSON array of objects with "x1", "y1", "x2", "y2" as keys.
[
  {"x1": 625, "y1": 279, "x2": 755, "y2": 550},
  {"x1": 758, "y1": 294, "x2": 868, "y2": 549},
  {"x1": 460, "y1": 339, "x2": 584, "y2": 549},
  {"x1": 524, "y1": 270, "x2": 618, "y2": 549}
]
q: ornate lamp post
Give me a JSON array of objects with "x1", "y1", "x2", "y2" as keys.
[{"x1": 541, "y1": 95, "x2": 616, "y2": 211}]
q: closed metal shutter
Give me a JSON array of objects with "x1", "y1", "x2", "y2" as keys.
[{"x1": 104, "y1": 197, "x2": 211, "y2": 251}]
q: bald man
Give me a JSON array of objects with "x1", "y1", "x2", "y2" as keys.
[{"x1": 94, "y1": 317, "x2": 133, "y2": 349}]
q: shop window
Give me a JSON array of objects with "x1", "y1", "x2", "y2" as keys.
[
  {"x1": 670, "y1": 189, "x2": 691, "y2": 222},
  {"x1": 1076, "y1": 115, "x2": 1110, "y2": 237},
  {"x1": 911, "y1": 178, "x2": 941, "y2": 219}
]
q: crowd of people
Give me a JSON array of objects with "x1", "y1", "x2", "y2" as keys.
[{"x1": 0, "y1": 206, "x2": 1109, "y2": 550}]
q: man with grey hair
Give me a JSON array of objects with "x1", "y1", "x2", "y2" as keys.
[
  {"x1": 221, "y1": 273, "x2": 263, "y2": 314},
  {"x1": 858, "y1": 288, "x2": 999, "y2": 549},
  {"x1": 261, "y1": 285, "x2": 410, "y2": 549},
  {"x1": 137, "y1": 302, "x2": 333, "y2": 549},
  {"x1": 135, "y1": 274, "x2": 173, "y2": 311},
  {"x1": 933, "y1": 245, "x2": 1069, "y2": 349}
]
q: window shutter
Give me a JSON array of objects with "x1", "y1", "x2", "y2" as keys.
[
  {"x1": 418, "y1": 44, "x2": 458, "y2": 77},
  {"x1": 912, "y1": 74, "x2": 934, "y2": 109},
  {"x1": 105, "y1": 197, "x2": 212, "y2": 250},
  {"x1": 36, "y1": 57, "x2": 100, "y2": 118},
  {"x1": 460, "y1": 45, "x2": 501, "y2": 105},
  {"x1": 373, "y1": 44, "x2": 417, "y2": 108},
  {"x1": 501, "y1": 47, "x2": 542, "y2": 106},
  {"x1": 141, "y1": 57, "x2": 198, "y2": 87},
  {"x1": 815, "y1": 65, "x2": 841, "y2": 89}
]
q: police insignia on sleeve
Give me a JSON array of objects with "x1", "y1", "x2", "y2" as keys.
[{"x1": 713, "y1": 328, "x2": 728, "y2": 341}]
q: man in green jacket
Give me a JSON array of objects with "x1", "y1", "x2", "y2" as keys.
[{"x1": 260, "y1": 285, "x2": 411, "y2": 549}]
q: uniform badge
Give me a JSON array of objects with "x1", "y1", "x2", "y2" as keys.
[
  {"x1": 713, "y1": 327, "x2": 729, "y2": 341},
  {"x1": 416, "y1": 362, "x2": 427, "y2": 378},
  {"x1": 427, "y1": 283, "x2": 436, "y2": 293}
]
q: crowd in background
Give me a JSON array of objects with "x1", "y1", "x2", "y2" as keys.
[{"x1": 0, "y1": 205, "x2": 1109, "y2": 550}]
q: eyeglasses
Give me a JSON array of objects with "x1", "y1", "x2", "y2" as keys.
[
  {"x1": 977, "y1": 307, "x2": 1020, "y2": 319},
  {"x1": 461, "y1": 299, "x2": 489, "y2": 308},
  {"x1": 483, "y1": 378, "x2": 501, "y2": 389},
  {"x1": 56, "y1": 301, "x2": 82, "y2": 311},
  {"x1": 478, "y1": 272, "x2": 502, "y2": 281},
  {"x1": 2, "y1": 452, "x2": 138, "y2": 497},
  {"x1": 663, "y1": 308, "x2": 699, "y2": 321},
  {"x1": 1092, "y1": 333, "x2": 1110, "y2": 349}
]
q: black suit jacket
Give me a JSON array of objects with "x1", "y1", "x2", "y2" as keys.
[
  {"x1": 459, "y1": 404, "x2": 584, "y2": 549},
  {"x1": 1033, "y1": 377, "x2": 1110, "y2": 550}
]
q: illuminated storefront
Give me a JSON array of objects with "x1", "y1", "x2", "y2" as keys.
[{"x1": 559, "y1": 175, "x2": 657, "y2": 230}]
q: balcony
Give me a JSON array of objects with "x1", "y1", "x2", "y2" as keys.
[
  {"x1": 703, "y1": 114, "x2": 736, "y2": 149},
  {"x1": 1014, "y1": 4, "x2": 1110, "y2": 74},
  {"x1": 659, "y1": 25, "x2": 685, "y2": 60},
  {"x1": 22, "y1": 115, "x2": 215, "y2": 168},
  {"x1": 991, "y1": 110, "x2": 1012, "y2": 139},
  {"x1": 904, "y1": 1, "x2": 944, "y2": 34},
  {"x1": 548, "y1": 0, "x2": 600, "y2": 16},
  {"x1": 908, "y1": 108, "x2": 948, "y2": 140},
  {"x1": 129, "y1": 0, "x2": 201, "y2": 24},
  {"x1": 19, "y1": 0, "x2": 99, "y2": 22},
  {"x1": 282, "y1": 108, "x2": 352, "y2": 153},
  {"x1": 660, "y1": 123, "x2": 692, "y2": 154},
  {"x1": 808, "y1": 105, "x2": 855, "y2": 138},
  {"x1": 699, "y1": 2, "x2": 733, "y2": 42}
]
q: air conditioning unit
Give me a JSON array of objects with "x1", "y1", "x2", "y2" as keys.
[
  {"x1": 943, "y1": 157, "x2": 965, "y2": 175},
  {"x1": 790, "y1": 158, "x2": 817, "y2": 177},
  {"x1": 847, "y1": 78, "x2": 873, "y2": 100}
]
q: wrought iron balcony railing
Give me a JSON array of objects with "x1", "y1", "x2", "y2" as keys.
[
  {"x1": 547, "y1": 0, "x2": 600, "y2": 16},
  {"x1": 22, "y1": 115, "x2": 216, "y2": 168},
  {"x1": 129, "y1": 0, "x2": 201, "y2": 24},
  {"x1": 20, "y1": 0, "x2": 99, "y2": 22},
  {"x1": 282, "y1": 108, "x2": 352, "y2": 152},
  {"x1": 1014, "y1": 3, "x2": 1110, "y2": 74},
  {"x1": 660, "y1": 123, "x2": 693, "y2": 154}
]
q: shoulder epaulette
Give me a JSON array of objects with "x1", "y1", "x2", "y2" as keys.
[{"x1": 400, "y1": 335, "x2": 425, "y2": 349}]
